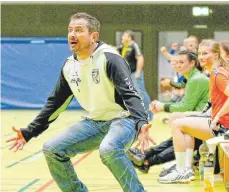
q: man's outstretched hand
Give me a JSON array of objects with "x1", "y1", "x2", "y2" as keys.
[
  {"x1": 137, "y1": 124, "x2": 156, "y2": 153},
  {"x1": 6, "y1": 126, "x2": 26, "y2": 152}
]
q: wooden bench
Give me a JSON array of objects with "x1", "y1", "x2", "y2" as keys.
[{"x1": 219, "y1": 143, "x2": 229, "y2": 191}]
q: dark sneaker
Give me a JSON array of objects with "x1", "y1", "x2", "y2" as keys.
[
  {"x1": 133, "y1": 163, "x2": 150, "y2": 174},
  {"x1": 126, "y1": 148, "x2": 145, "y2": 166},
  {"x1": 129, "y1": 147, "x2": 142, "y2": 154},
  {"x1": 159, "y1": 163, "x2": 176, "y2": 177}
]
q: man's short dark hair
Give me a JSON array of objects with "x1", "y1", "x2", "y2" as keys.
[{"x1": 70, "y1": 12, "x2": 100, "y2": 33}]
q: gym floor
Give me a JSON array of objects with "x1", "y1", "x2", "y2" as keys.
[{"x1": 1, "y1": 110, "x2": 226, "y2": 191}]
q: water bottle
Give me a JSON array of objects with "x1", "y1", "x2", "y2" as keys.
[
  {"x1": 203, "y1": 153, "x2": 214, "y2": 192},
  {"x1": 199, "y1": 142, "x2": 209, "y2": 182}
]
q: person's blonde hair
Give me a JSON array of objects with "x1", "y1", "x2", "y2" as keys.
[
  {"x1": 218, "y1": 57, "x2": 229, "y2": 72},
  {"x1": 220, "y1": 41, "x2": 229, "y2": 57},
  {"x1": 199, "y1": 40, "x2": 229, "y2": 71}
]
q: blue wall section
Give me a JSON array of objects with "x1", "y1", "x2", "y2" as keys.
[{"x1": 1, "y1": 38, "x2": 82, "y2": 109}]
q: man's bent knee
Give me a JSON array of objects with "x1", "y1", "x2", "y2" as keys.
[
  {"x1": 99, "y1": 144, "x2": 123, "y2": 164},
  {"x1": 42, "y1": 142, "x2": 69, "y2": 161}
]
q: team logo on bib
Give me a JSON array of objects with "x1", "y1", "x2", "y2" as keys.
[{"x1": 92, "y1": 69, "x2": 100, "y2": 84}]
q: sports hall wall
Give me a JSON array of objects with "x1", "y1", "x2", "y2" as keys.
[{"x1": 2, "y1": 3, "x2": 229, "y2": 109}]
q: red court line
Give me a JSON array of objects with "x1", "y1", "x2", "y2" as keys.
[{"x1": 36, "y1": 151, "x2": 93, "y2": 192}]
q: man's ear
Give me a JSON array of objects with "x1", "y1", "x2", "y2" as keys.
[{"x1": 92, "y1": 32, "x2": 99, "y2": 42}]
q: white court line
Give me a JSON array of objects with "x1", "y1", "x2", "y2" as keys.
[{"x1": 24, "y1": 152, "x2": 44, "y2": 163}]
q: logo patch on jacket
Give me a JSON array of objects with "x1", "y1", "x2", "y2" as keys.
[
  {"x1": 92, "y1": 69, "x2": 100, "y2": 84},
  {"x1": 70, "y1": 71, "x2": 81, "y2": 92}
]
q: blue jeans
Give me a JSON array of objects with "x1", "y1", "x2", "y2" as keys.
[
  {"x1": 131, "y1": 71, "x2": 153, "y2": 121},
  {"x1": 42, "y1": 118, "x2": 146, "y2": 192}
]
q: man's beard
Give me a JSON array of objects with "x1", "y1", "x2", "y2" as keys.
[{"x1": 74, "y1": 42, "x2": 92, "y2": 53}]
